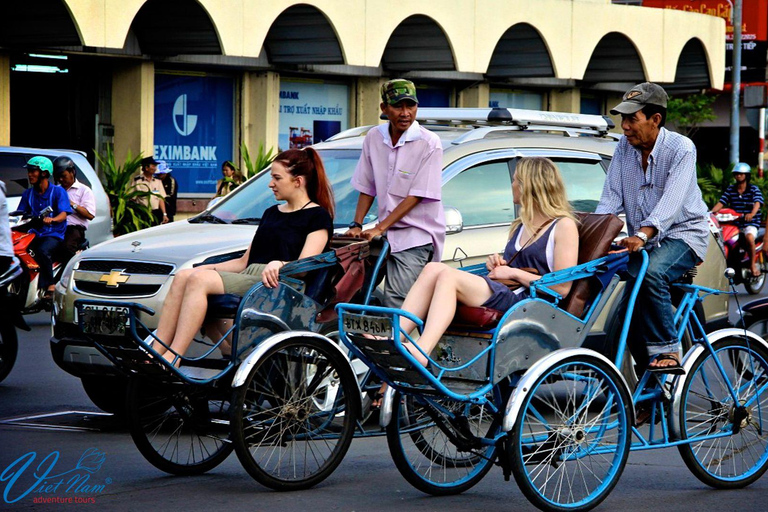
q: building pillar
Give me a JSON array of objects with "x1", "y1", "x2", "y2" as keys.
[
  {"x1": 351, "y1": 77, "x2": 385, "y2": 127},
  {"x1": 549, "y1": 88, "x2": 581, "y2": 114},
  {"x1": 111, "y1": 61, "x2": 154, "y2": 164},
  {"x1": 0, "y1": 53, "x2": 10, "y2": 145},
  {"x1": 242, "y1": 71, "x2": 280, "y2": 163},
  {"x1": 458, "y1": 83, "x2": 490, "y2": 108}
]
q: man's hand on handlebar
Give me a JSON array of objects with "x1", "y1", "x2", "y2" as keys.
[
  {"x1": 342, "y1": 226, "x2": 362, "y2": 238},
  {"x1": 618, "y1": 236, "x2": 645, "y2": 253}
]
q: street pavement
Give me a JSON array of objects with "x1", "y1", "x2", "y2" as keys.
[{"x1": 1, "y1": 293, "x2": 768, "y2": 511}]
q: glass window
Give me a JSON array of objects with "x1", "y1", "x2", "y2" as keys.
[
  {"x1": 442, "y1": 161, "x2": 514, "y2": 226},
  {"x1": 208, "y1": 149, "x2": 376, "y2": 228},
  {"x1": 555, "y1": 160, "x2": 607, "y2": 213},
  {"x1": 0, "y1": 153, "x2": 32, "y2": 197}
]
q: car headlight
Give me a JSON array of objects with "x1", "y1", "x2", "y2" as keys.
[{"x1": 57, "y1": 256, "x2": 79, "y2": 291}]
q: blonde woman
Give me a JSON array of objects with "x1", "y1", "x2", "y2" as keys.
[
  {"x1": 395, "y1": 157, "x2": 579, "y2": 368},
  {"x1": 214, "y1": 161, "x2": 243, "y2": 198}
]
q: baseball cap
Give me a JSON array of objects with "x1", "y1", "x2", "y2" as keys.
[
  {"x1": 141, "y1": 156, "x2": 159, "y2": 167},
  {"x1": 381, "y1": 79, "x2": 419, "y2": 105},
  {"x1": 610, "y1": 82, "x2": 669, "y2": 115},
  {"x1": 24, "y1": 156, "x2": 53, "y2": 174},
  {"x1": 155, "y1": 160, "x2": 172, "y2": 174}
]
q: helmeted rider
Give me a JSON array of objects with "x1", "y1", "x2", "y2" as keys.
[
  {"x1": 711, "y1": 162, "x2": 764, "y2": 277},
  {"x1": 15, "y1": 156, "x2": 72, "y2": 300},
  {"x1": 53, "y1": 156, "x2": 95, "y2": 265}
]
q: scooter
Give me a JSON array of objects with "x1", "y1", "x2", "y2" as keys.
[
  {"x1": 9, "y1": 206, "x2": 67, "y2": 318},
  {"x1": 712, "y1": 208, "x2": 766, "y2": 294}
]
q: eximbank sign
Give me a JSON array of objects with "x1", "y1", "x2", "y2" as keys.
[{"x1": 154, "y1": 74, "x2": 234, "y2": 195}]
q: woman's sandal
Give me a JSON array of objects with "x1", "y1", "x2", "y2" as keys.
[{"x1": 647, "y1": 353, "x2": 685, "y2": 375}]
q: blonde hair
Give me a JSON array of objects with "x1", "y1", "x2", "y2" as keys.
[{"x1": 510, "y1": 157, "x2": 576, "y2": 237}]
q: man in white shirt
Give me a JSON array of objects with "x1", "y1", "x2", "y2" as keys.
[{"x1": 53, "y1": 157, "x2": 96, "y2": 262}]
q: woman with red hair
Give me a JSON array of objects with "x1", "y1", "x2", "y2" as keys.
[{"x1": 152, "y1": 148, "x2": 335, "y2": 363}]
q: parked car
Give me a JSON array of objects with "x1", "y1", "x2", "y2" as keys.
[
  {"x1": 0, "y1": 146, "x2": 112, "y2": 246},
  {"x1": 50, "y1": 108, "x2": 729, "y2": 412}
]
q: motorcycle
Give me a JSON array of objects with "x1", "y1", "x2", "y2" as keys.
[
  {"x1": 9, "y1": 206, "x2": 78, "y2": 319},
  {"x1": 0, "y1": 257, "x2": 23, "y2": 383},
  {"x1": 712, "y1": 208, "x2": 766, "y2": 294}
]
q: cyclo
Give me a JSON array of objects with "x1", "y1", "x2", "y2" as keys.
[
  {"x1": 336, "y1": 212, "x2": 768, "y2": 511},
  {"x1": 73, "y1": 236, "x2": 390, "y2": 488}
]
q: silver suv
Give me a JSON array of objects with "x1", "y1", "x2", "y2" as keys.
[{"x1": 50, "y1": 108, "x2": 729, "y2": 412}]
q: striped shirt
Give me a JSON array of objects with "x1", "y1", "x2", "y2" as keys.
[
  {"x1": 595, "y1": 127, "x2": 709, "y2": 260},
  {"x1": 718, "y1": 184, "x2": 763, "y2": 228}
]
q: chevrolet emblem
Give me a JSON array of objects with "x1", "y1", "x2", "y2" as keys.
[{"x1": 99, "y1": 270, "x2": 130, "y2": 288}]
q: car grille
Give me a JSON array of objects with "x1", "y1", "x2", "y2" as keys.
[
  {"x1": 77, "y1": 260, "x2": 173, "y2": 275},
  {"x1": 72, "y1": 259, "x2": 174, "y2": 298}
]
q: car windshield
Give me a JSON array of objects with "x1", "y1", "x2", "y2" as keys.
[{"x1": 205, "y1": 149, "x2": 377, "y2": 228}]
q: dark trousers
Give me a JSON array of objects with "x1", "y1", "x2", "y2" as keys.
[
  {"x1": 152, "y1": 209, "x2": 164, "y2": 226},
  {"x1": 31, "y1": 236, "x2": 63, "y2": 290},
  {"x1": 61, "y1": 225, "x2": 86, "y2": 265}
]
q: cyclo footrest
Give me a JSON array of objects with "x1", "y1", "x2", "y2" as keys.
[{"x1": 346, "y1": 333, "x2": 434, "y2": 388}]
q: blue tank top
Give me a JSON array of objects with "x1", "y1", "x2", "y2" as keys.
[{"x1": 502, "y1": 220, "x2": 558, "y2": 275}]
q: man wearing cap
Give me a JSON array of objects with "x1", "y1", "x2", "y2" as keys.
[
  {"x1": 53, "y1": 156, "x2": 96, "y2": 264},
  {"x1": 596, "y1": 82, "x2": 709, "y2": 374},
  {"x1": 16, "y1": 156, "x2": 72, "y2": 299},
  {"x1": 345, "y1": 78, "x2": 445, "y2": 308},
  {"x1": 131, "y1": 156, "x2": 168, "y2": 226},
  {"x1": 155, "y1": 160, "x2": 178, "y2": 222}
]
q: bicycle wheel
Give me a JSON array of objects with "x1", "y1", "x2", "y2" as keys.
[
  {"x1": 386, "y1": 386, "x2": 502, "y2": 496},
  {"x1": 510, "y1": 355, "x2": 632, "y2": 512},
  {"x1": 127, "y1": 377, "x2": 233, "y2": 475},
  {"x1": 677, "y1": 337, "x2": 768, "y2": 488},
  {"x1": 231, "y1": 337, "x2": 358, "y2": 491}
]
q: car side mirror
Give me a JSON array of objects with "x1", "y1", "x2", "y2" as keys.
[{"x1": 445, "y1": 207, "x2": 463, "y2": 235}]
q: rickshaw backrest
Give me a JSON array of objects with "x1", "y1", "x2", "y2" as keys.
[{"x1": 559, "y1": 212, "x2": 624, "y2": 318}]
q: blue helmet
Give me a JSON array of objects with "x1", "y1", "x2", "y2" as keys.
[{"x1": 733, "y1": 162, "x2": 751, "y2": 174}]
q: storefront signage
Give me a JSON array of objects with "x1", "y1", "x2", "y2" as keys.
[
  {"x1": 278, "y1": 79, "x2": 348, "y2": 151},
  {"x1": 643, "y1": 0, "x2": 768, "y2": 83},
  {"x1": 154, "y1": 74, "x2": 234, "y2": 195}
]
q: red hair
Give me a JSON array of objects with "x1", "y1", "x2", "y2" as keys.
[{"x1": 273, "y1": 148, "x2": 335, "y2": 218}]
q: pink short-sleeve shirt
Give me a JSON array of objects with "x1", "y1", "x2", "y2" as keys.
[{"x1": 351, "y1": 120, "x2": 445, "y2": 260}]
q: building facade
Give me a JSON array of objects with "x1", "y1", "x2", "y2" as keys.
[{"x1": 0, "y1": 0, "x2": 725, "y2": 200}]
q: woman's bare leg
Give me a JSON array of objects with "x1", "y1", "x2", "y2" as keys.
[
  {"x1": 153, "y1": 268, "x2": 196, "y2": 355},
  {"x1": 398, "y1": 262, "x2": 450, "y2": 334},
  {"x1": 409, "y1": 267, "x2": 494, "y2": 365},
  {"x1": 161, "y1": 269, "x2": 225, "y2": 364}
]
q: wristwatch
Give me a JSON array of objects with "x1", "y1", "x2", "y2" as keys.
[
  {"x1": 348, "y1": 221, "x2": 362, "y2": 229},
  {"x1": 635, "y1": 231, "x2": 648, "y2": 244}
]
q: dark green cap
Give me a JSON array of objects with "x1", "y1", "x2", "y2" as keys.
[{"x1": 381, "y1": 79, "x2": 419, "y2": 105}]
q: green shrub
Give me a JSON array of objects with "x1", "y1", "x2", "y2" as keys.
[
  {"x1": 241, "y1": 142, "x2": 276, "y2": 180},
  {"x1": 97, "y1": 145, "x2": 159, "y2": 236}
]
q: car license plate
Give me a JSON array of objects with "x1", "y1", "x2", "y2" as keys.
[
  {"x1": 341, "y1": 312, "x2": 392, "y2": 337},
  {"x1": 78, "y1": 304, "x2": 131, "y2": 337}
]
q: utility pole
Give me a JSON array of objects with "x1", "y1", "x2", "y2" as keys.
[{"x1": 730, "y1": 0, "x2": 743, "y2": 165}]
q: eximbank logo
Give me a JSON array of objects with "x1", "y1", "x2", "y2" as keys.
[{"x1": 173, "y1": 94, "x2": 198, "y2": 136}]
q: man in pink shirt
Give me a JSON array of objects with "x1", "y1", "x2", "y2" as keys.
[
  {"x1": 53, "y1": 157, "x2": 96, "y2": 263},
  {"x1": 345, "y1": 79, "x2": 445, "y2": 308}
]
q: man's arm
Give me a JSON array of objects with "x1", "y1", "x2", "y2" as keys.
[
  {"x1": 360, "y1": 196, "x2": 421, "y2": 240},
  {"x1": 344, "y1": 193, "x2": 375, "y2": 237},
  {"x1": 595, "y1": 144, "x2": 625, "y2": 215},
  {"x1": 73, "y1": 187, "x2": 96, "y2": 221}
]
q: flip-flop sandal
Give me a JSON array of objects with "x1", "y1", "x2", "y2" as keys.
[{"x1": 647, "y1": 353, "x2": 685, "y2": 375}]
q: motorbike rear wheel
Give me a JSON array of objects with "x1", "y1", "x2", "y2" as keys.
[{"x1": 744, "y1": 252, "x2": 766, "y2": 295}]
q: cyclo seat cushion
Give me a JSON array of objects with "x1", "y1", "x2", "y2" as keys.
[{"x1": 450, "y1": 212, "x2": 624, "y2": 329}]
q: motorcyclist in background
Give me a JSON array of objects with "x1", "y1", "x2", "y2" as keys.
[
  {"x1": 53, "y1": 156, "x2": 95, "y2": 265},
  {"x1": 711, "y1": 163, "x2": 764, "y2": 277},
  {"x1": 15, "y1": 156, "x2": 72, "y2": 300}
]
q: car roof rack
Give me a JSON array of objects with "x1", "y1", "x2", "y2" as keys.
[{"x1": 410, "y1": 107, "x2": 615, "y2": 143}]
